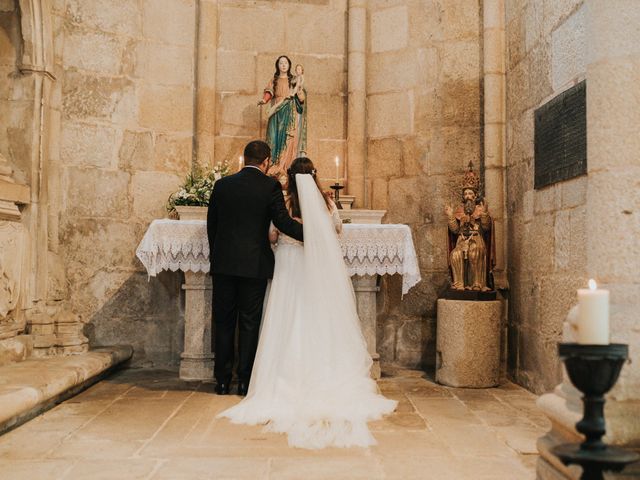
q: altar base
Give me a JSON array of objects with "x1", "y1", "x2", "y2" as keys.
[
  {"x1": 352, "y1": 275, "x2": 381, "y2": 379},
  {"x1": 179, "y1": 271, "x2": 214, "y2": 381}
]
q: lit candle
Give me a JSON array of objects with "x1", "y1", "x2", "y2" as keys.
[
  {"x1": 239, "y1": 156, "x2": 244, "y2": 170},
  {"x1": 335, "y1": 156, "x2": 340, "y2": 184},
  {"x1": 577, "y1": 279, "x2": 609, "y2": 344}
]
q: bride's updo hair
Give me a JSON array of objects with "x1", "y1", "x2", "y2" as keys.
[{"x1": 286, "y1": 157, "x2": 332, "y2": 218}]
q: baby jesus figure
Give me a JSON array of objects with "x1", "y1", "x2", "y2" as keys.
[{"x1": 291, "y1": 64, "x2": 304, "y2": 97}]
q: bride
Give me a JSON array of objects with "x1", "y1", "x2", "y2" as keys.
[{"x1": 217, "y1": 157, "x2": 397, "y2": 449}]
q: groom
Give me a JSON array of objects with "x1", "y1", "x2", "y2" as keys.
[{"x1": 207, "y1": 140, "x2": 304, "y2": 396}]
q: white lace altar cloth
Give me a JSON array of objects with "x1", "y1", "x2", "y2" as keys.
[{"x1": 136, "y1": 220, "x2": 421, "y2": 295}]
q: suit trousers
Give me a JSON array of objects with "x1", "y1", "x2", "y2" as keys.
[{"x1": 212, "y1": 273, "x2": 268, "y2": 385}]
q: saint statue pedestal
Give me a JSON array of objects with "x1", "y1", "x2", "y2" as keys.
[{"x1": 436, "y1": 298, "x2": 501, "y2": 388}]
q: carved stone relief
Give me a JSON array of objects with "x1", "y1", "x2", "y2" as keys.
[
  {"x1": 0, "y1": 153, "x2": 14, "y2": 183},
  {"x1": 0, "y1": 221, "x2": 26, "y2": 338},
  {"x1": 0, "y1": 153, "x2": 23, "y2": 221}
]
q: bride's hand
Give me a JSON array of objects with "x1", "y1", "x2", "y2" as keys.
[{"x1": 269, "y1": 228, "x2": 279, "y2": 244}]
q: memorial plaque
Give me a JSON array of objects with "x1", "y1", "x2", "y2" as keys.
[{"x1": 534, "y1": 80, "x2": 587, "y2": 189}]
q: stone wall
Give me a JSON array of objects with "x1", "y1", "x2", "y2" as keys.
[
  {"x1": 0, "y1": 0, "x2": 631, "y2": 404},
  {"x1": 0, "y1": 0, "x2": 32, "y2": 185},
  {"x1": 535, "y1": 2, "x2": 640, "y2": 475},
  {"x1": 0, "y1": 1, "x2": 37, "y2": 363},
  {"x1": 1, "y1": 0, "x2": 489, "y2": 370},
  {"x1": 505, "y1": 0, "x2": 587, "y2": 393},
  {"x1": 366, "y1": 0, "x2": 482, "y2": 369},
  {"x1": 50, "y1": 0, "x2": 484, "y2": 370},
  {"x1": 50, "y1": 0, "x2": 353, "y2": 367},
  {"x1": 53, "y1": 0, "x2": 193, "y2": 366}
]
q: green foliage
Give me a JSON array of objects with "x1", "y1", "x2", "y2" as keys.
[{"x1": 166, "y1": 161, "x2": 231, "y2": 213}]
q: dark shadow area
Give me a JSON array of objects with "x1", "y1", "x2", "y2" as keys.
[
  {"x1": 83, "y1": 270, "x2": 185, "y2": 369},
  {"x1": 91, "y1": 366, "x2": 216, "y2": 395}
]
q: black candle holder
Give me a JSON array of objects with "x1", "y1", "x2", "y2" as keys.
[
  {"x1": 552, "y1": 343, "x2": 639, "y2": 480},
  {"x1": 329, "y1": 182, "x2": 344, "y2": 209}
]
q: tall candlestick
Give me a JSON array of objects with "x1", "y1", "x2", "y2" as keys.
[
  {"x1": 577, "y1": 279, "x2": 609, "y2": 345},
  {"x1": 344, "y1": 155, "x2": 348, "y2": 191},
  {"x1": 335, "y1": 156, "x2": 340, "y2": 184}
]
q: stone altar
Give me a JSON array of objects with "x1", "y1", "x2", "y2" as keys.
[{"x1": 136, "y1": 218, "x2": 421, "y2": 381}]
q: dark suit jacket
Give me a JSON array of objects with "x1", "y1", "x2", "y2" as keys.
[{"x1": 207, "y1": 167, "x2": 304, "y2": 279}]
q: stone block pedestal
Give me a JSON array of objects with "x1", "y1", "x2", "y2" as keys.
[
  {"x1": 436, "y1": 298, "x2": 501, "y2": 388},
  {"x1": 179, "y1": 271, "x2": 214, "y2": 381}
]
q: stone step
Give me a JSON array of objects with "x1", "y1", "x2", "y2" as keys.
[{"x1": 0, "y1": 346, "x2": 133, "y2": 435}]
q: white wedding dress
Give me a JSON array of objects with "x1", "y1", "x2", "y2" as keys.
[{"x1": 218, "y1": 174, "x2": 397, "y2": 449}]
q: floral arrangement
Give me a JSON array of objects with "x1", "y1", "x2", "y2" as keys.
[{"x1": 166, "y1": 161, "x2": 231, "y2": 214}]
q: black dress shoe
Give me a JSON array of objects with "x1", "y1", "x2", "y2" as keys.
[
  {"x1": 237, "y1": 382, "x2": 249, "y2": 397},
  {"x1": 215, "y1": 382, "x2": 230, "y2": 395}
]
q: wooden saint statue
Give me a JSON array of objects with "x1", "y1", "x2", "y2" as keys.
[{"x1": 445, "y1": 162, "x2": 495, "y2": 291}]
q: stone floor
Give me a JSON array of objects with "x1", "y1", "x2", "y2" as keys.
[{"x1": 0, "y1": 367, "x2": 549, "y2": 479}]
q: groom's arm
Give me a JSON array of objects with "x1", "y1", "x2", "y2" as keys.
[
  {"x1": 268, "y1": 182, "x2": 303, "y2": 242},
  {"x1": 207, "y1": 183, "x2": 219, "y2": 256}
]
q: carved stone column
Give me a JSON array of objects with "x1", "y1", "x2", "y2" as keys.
[
  {"x1": 483, "y1": 0, "x2": 507, "y2": 289},
  {"x1": 347, "y1": 0, "x2": 367, "y2": 207},
  {"x1": 180, "y1": 271, "x2": 214, "y2": 381},
  {"x1": 194, "y1": 0, "x2": 217, "y2": 169}
]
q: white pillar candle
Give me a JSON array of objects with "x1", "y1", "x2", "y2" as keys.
[
  {"x1": 335, "y1": 156, "x2": 340, "y2": 183},
  {"x1": 239, "y1": 156, "x2": 244, "y2": 170},
  {"x1": 577, "y1": 279, "x2": 609, "y2": 345}
]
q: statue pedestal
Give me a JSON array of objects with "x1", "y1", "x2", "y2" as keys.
[
  {"x1": 436, "y1": 299, "x2": 501, "y2": 388},
  {"x1": 179, "y1": 271, "x2": 214, "y2": 381}
]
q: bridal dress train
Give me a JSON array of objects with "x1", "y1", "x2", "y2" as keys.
[{"x1": 218, "y1": 174, "x2": 397, "y2": 449}]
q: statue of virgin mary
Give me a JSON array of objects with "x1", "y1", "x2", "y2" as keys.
[{"x1": 258, "y1": 55, "x2": 307, "y2": 178}]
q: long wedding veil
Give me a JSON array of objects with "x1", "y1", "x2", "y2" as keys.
[{"x1": 295, "y1": 174, "x2": 372, "y2": 382}]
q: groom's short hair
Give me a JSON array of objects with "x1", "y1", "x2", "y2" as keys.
[{"x1": 244, "y1": 140, "x2": 271, "y2": 166}]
